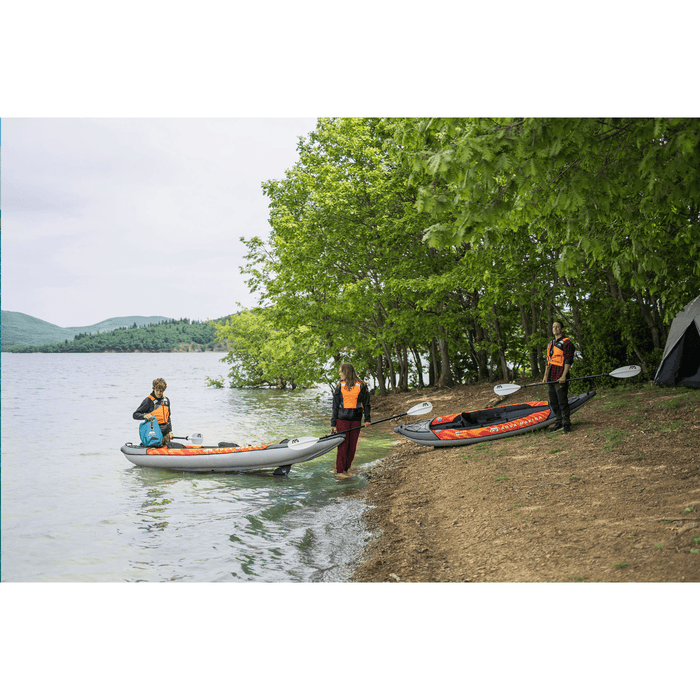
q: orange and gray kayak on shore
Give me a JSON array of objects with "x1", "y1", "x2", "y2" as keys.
[
  {"x1": 393, "y1": 391, "x2": 596, "y2": 447},
  {"x1": 120, "y1": 433, "x2": 345, "y2": 474}
]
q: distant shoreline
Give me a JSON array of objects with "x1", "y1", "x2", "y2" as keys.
[{"x1": 1, "y1": 348, "x2": 226, "y2": 354}]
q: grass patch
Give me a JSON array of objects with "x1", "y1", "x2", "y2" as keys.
[
  {"x1": 603, "y1": 428, "x2": 626, "y2": 450},
  {"x1": 603, "y1": 397, "x2": 629, "y2": 411},
  {"x1": 613, "y1": 562, "x2": 630, "y2": 569},
  {"x1": 626, "y1": 411, "x2": 644, "y2": 424},
  {"x1": 682, "y1": 505, "x2": 696, "y2": 514}
]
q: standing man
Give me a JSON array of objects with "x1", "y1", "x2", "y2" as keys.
[
  {"x1": 133, "y1": 378, "x2": 173, "y2": 445},
  {"x1": 542, "y1": 321, "x2": 575, "y2": 434}
]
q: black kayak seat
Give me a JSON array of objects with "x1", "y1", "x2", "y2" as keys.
[{"x1": 460, "y1": 412, "x2": 480, "y2": 426}]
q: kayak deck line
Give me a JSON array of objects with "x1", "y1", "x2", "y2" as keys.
[{"x1": 143, "y1": 444, "x2": 272, "y2": 456}]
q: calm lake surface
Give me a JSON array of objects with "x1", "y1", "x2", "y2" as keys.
[{"x1": 1, "y1": 353, "x2": 394, "y2": 582}]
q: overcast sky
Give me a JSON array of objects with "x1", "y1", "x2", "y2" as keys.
[{"x1": 1, "y1": 118, "x2": 318, "y2": 327}]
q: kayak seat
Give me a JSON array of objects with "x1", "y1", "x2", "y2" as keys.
[
  {"x1": 218, "y1": 441, "x2": 240, "y2": 447},
  {"x1": 167, "y1": 442, "x2": 186, "y2": 449},
  {"x1": 460, "y1": 412, "x2": 480, "y2": 426}
]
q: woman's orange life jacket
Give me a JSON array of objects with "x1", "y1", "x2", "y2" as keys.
[
  {"x1": 340, "y1": 382, "x2": 364, "y2": 409},
  {"x1": 147, "y1": 394, "x2": 171, "y2": 425},
  {"x1": 546, "y1": 338, "x2": 571, "y2": 367}
]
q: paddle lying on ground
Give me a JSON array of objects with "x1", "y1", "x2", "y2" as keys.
[
  {"x1": 287, "y1": 401, "x2": 434, "y2": 451},
  {"x1": 172, "y1": 433, "x2": 204, "y2": 445},
  {"x1": 493, "y1": 365, "x2": 642, "y2": 396}
]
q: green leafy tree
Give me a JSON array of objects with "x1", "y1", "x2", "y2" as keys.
[
  {"x1": 393, "y1": 117, "x2": 700, "y2": 377},
  {"x1": 211, "y1": 308, "x2": 327, "y2": 389}
]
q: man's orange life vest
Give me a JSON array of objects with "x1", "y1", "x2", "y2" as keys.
[
  {"x1": 340, "y1": 382, "x2": 364, "y2": 409},
  {"x1": 147, "y1": 394, "x2": 171, "y2": 425},
  {"x1": 546, "y1": 338, "x2": 570, "y2": 367}
]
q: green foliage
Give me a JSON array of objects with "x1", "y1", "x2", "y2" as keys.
[
  {"x1": 211, "y1": 308, "x2": 326, "y2": 389},
  {"x1": 4, "y1": 318, "x2": 218, "y2": 353},
  {"x1": 233, "y1": 117, "x2": 700, "y2": 391},
  {"x1": 242, "y1": 117, "x2": 462, "y2": 392}
]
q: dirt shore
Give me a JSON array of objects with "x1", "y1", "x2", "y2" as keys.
[{"x1": 348, "y1": 381, "x2": 700, "y2": 583}]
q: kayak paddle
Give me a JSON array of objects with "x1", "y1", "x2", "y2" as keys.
[
  {"x1": 172, "y1": 432, "x2": 204, "y2": 445},
  {"x1": 287, "y1": 401, "x2": 434, "y2": 451},
  {"x1": 493, "y1": 365, "x2": 641, "y2": 396}
]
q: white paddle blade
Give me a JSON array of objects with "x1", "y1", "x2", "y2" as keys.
[
  {"x1": 190, "y1": 433, "x2": 203, "y2": 445},
  {"x1": 494, "y1": 383, "x2": 521, "y2": 396},
  {"x1": 287, "y1": 436, "x2": 321, "y2": 451},
  {"x1": 406, "y1": 401, "x2": 433, "y2": 416},
  {"x1": 610, "y1": 365, "x2": 641, "y2": 379}
]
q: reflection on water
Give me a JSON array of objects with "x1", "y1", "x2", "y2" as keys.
[{"x1": 2, "y1": 353, "x2": 391, "y2": 582}]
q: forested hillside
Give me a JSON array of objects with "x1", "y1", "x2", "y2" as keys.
[
  {"x1": 213, "y1": 117, "x2": 700, "y2": 393},
  {"x1": 1, "y1": 310, "x2": 173, "y2": 348},
  {"x1": 5, "y1": 318, "x2": 223, "y2": 353}
]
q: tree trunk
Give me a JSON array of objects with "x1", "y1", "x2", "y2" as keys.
[
  {"x1": 491, "y1": 304, "x2": 510, "y2": 381},
  {"x1": 375, "y1": 356, "x2": 387, "y2": 396},
  {"x1": 437, "y1": 326, "x2": 454, "y2": 387},
  {"x1": 519, "y1": 303, "x2": 540, "y2": 377},
  {"x1": 429, "y1": 338, "x2": 440, "y2": 387},
  {"x1": 395, "y1": 343, "x2": 409, "y2": 393},
  {"x1": 635, "y1": 288, "x2": 663, "y2": 350},
  {"x1": 380, "y1": 342, "x2": 397, "y2": 392},
  {"x1": 411, "y1": 347, "x2": 425, "y2": 389},
  {"x1": 473, "y1": 320, "x2": 489, "y2": 380}
]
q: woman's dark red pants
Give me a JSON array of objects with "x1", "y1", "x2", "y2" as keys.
[{"x1": 334, "y1": 419, "x2": 362, "y2": 473}]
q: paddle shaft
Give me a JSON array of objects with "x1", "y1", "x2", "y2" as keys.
[
  {"x1": 332, "y1": 413, "x2": 396, "y2": 436},
  {"x1": 523, "y1": 371, "x2": 629, "y2": 389},
  {"x1": 331, "y1": 399, "x2": 433, "y2": 436},
  {"x1": 495, "y1": 365, "x2": 641, "y2": 395}
]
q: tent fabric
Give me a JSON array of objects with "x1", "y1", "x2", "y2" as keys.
[{"x1": 654, "y1": 295, "x2": 700, "y2": 388}]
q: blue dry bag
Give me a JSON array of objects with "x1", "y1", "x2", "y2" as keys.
[{"x1": 139, "y1": 419, "x2": 163, "y2": 447}]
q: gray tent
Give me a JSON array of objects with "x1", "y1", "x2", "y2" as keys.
[{"x1": 654, "y1": 295, "x2": 700, "y2": 388}]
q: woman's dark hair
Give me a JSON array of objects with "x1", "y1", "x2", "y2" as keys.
[{"x1": 339, "y1": 362, "x2": 362, "y2": 388}]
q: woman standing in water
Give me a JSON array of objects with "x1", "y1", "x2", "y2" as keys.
[{"x1": 330, "y1": 363, "x2": 371, "y2": 479}]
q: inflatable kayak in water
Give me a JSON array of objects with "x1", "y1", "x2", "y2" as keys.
[
  {"x1": 120, "y1": 434, "x2": 346, "y2": 474},
  {"x1": 393, "y1": 391, "x2": 596, "y2": 447}
]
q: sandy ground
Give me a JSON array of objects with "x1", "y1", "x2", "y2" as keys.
[{"x1": 347, "y1": 380, "x2": 700, "y2": 583}]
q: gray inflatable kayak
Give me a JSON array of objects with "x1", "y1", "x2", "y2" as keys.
[{"x1": 120, "y1": 433, "x2": 345, "y2": 474}]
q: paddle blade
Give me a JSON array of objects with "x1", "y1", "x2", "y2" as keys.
[
  {"x1": 406, "y1": 401, "x2": 433, "y2": 416},
  {"x1": 190, "y1": 432, "x2": 203, "y2": 445},
  {"x1": 493, "y1": 384, "x2": 521, "y2": 396},
  {"x1": 287, "y1": 436, "x2": 321, "y2": 451},
  {"x1": 610, "y1": 365, "x2": 641, "y2": 379}
]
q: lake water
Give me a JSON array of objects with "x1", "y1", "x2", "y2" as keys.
[{"x1": 1, "y1": 352, "x2": 394, "y2": 582}]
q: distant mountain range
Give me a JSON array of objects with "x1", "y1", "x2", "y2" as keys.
[{"x1": 1, "y1": 310, "x2": 174, "y2": 348}]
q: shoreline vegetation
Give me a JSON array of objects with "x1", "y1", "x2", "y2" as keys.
[
  {"x1": 218, "y1": 118, "x2": 700, "y2": 399},
  {"x1": 348, "y1": 382, "x2": 700, "y2": 583}
]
